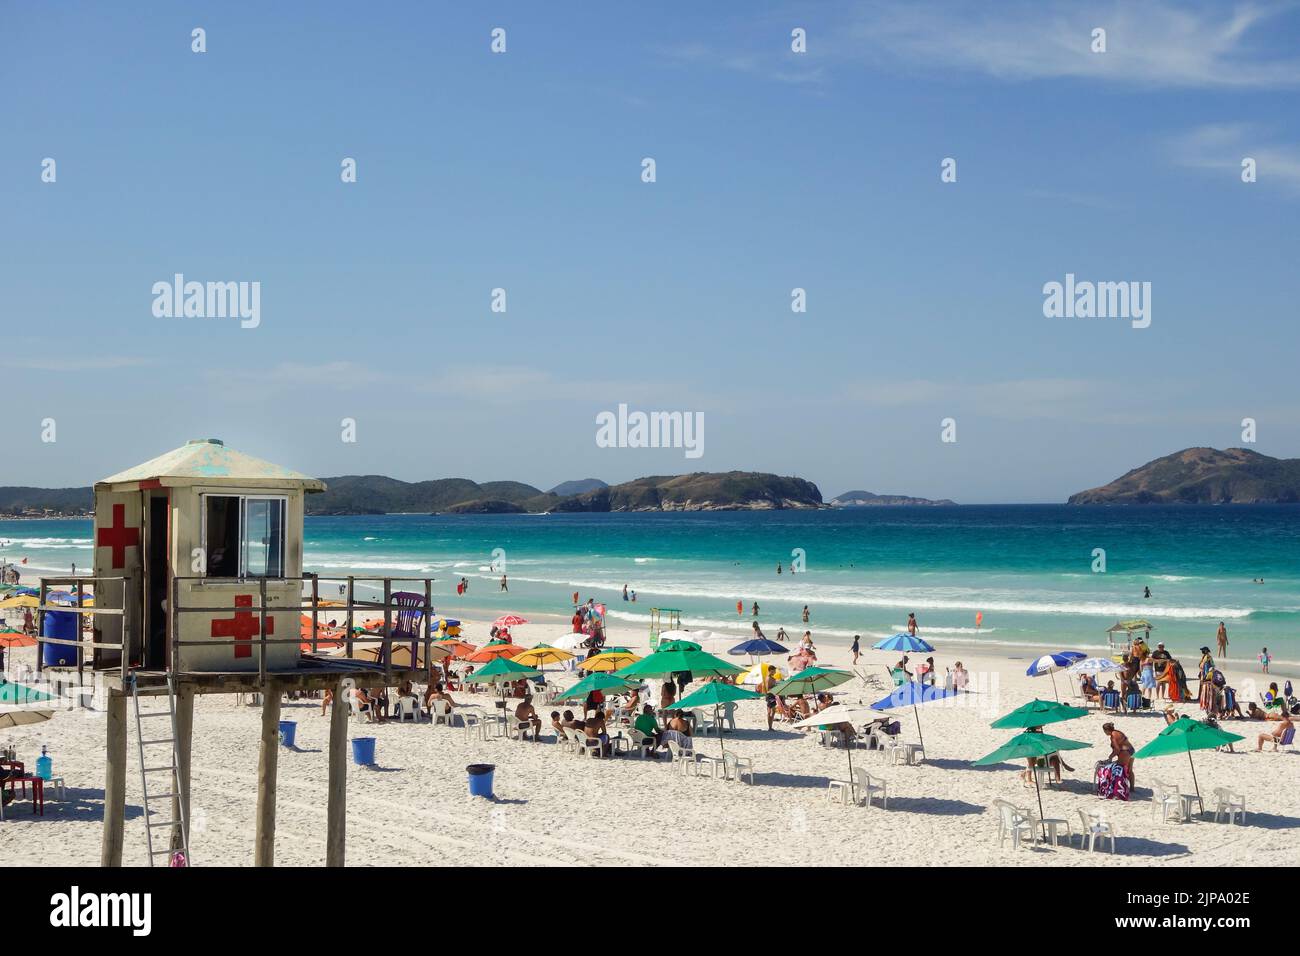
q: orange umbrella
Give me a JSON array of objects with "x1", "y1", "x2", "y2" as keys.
[
  {"x1": 435, "y1": 639, "x2": 478, "y2": 659},
  {"x1": 0, "y1": 628, "x2": 37, "y2": 649},
  {"x1": 466, "y1": 642, "x2": 523, "y2": 664}
]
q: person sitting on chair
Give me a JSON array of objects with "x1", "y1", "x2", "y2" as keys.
[
  {"x1": 1255, "y1": 713, "x2": 1294, "y2": 751},
  {"x1": 1100, "y1": 681, "x2": 1122, "y2": 710},
  {"x1": 633, "y1": 704, "x2": 664, "y2": 754},
  {"x1": 514, "y1": 693, "x2": 543, "y2": 742}
]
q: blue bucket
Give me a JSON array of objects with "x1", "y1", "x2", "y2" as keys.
[
  {"x1": 467, "y1": 763, "x2": 495, "y2": 798},
  {"x1": 278, "y1": 720, "x2": 297, "y2": 748},
  {"x1": 351, "y1": 737, "x2": 376, "y2": 765}
]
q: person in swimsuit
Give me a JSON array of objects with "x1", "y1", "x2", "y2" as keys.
[
  {"x1": 515, "y1": 694, "x2": 542, "y2": 742},
  {"x1": 1216, "y1": 622, "x2": 1228, "y2": 658},
  {"x1": 1102, "y1": 722, "x2": 1135, "y2": 786},
  {"x1": 851, "y1": 635, "x2": 860, "y2": 664}
]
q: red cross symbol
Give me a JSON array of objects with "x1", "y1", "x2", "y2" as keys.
[
  {"x1": 96, "y1": 503, "x2": 140, "y2": 569},
  {"x1": 210, "y1": 595, "x2": 274, "y2": 659}
]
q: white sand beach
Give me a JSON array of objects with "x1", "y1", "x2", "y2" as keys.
[{"x1": 2, "y1": 612, "x2": 1297, "y2": 867}]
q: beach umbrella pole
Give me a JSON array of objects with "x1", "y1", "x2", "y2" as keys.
[
  {"x1": 912, "y1": 701, "x2": 924, "y2": 753},
  {"x1": 1187, "y1": 749, "x2": 1201, "y2": 809},
  {"x1": 1049, "y1": 669, "x2": 1059, "y2": 702},
  {"x1": 1033, "y1": 770, "x2": 1047, "y2": 841}
]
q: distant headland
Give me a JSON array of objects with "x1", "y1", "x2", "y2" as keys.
[{"x1": 1069, "y1": 447, "x2": 1300, "y2": 504}]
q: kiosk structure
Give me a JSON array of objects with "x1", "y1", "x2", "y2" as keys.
[{"x1": 37, "y1": 439, "x2": 434, "y2": 867}]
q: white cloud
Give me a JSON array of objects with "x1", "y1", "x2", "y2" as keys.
[
  {"x1": 1170, "y1": 122, "x2": 1300, "y2": 192},
  {"x1": 845, "y1": 0, "x2": 1300, "y2": 89}
]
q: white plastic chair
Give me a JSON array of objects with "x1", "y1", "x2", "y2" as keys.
[
  {"x1": 1150, "y1": 779, "x2": 1184, "y2": 824},
  {"x1": 665, "y1": 739, "x2": 699, "y2": 776},
  {"x1": 577, "y1": 735, "x2": 604, "y2": 758},
  {"x1": 1212, "y1": 787, "x2": 1246, "y2": 825},
  {"x1": 628, "y1": 728, "x2": 656, "y2": 758},
  {"x1": 992, "y1": 799, "x2": 1037, "y2": 850},
  {"x1": 395, "y1": 696, "x2": 421, "y2": 723},
  {"x1": 431, "y1": 699, "x2": 452, "y2": 727},
  {"x1": 857, "y1": 769, "x2": 887, "y2": 809},
  {"x1": 723, "y1": 751, "x2": 755, "y2": 785},
  {"x1": 1076, "y1": 809, "x2": 1118, "y2": 853}
]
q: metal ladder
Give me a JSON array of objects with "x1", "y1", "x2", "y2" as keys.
[{"x1": 130, "y1": 675, "x2": 191, "y2": 867}]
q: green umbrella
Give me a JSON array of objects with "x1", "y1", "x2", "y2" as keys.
[
  {"x1": 991, "y1": 699, "x2": 1089, "y2": 730},
  {"x1": 671, "y1": 682, "x2": 763, "y2": 759},
  {"x1": 553, "y1": 672, "x2": 640, "y2": 703},
  {"x1": 1133, "y1": 716, "x2": 1244, "y2": 806},
  {"x1": 615, "y1": 649, "x2": 743, "y2": 681},
  {"x1": 658, "y1": 639, "x2": 701, "y2": 652},
  {"x1": 0, "y1": 681, "x2": 56, "y2": 728},
  {"x1": 769, "y1": 666, "x2": 854, "y2": 697},
  {"x1": 464, "y1": 657, "x2": 543, "y2": 730},
  {"x1": 975, "y1": 731, "x2": 1093, "y2": 839},
  {"x1": 0, "y1": 682, "x2": 56, "y2": 704}
]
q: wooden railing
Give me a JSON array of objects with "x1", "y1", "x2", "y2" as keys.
[{"x1": 33, "y1": 573, "x2": 437, "y2": 686}]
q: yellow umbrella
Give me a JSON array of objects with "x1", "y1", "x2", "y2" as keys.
[
  {"x1": 0, "y1": 595, "x2": 39, "y2": 609},
  {"x1": 736, "y1": 661, "x2": 784, "y2": 687},
  {"x1": 579, "y1": 651, "x2": 642, "y2": 672},
  {"x1": 513, "y1": 646, "x2": 575, "y2": 668}
]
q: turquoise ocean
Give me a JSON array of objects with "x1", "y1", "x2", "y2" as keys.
[{"x1": 3, "y1": 506, "x2": 1297, "y2": 666}]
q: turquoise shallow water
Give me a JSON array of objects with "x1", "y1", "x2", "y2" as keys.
[{"x1": 4, "y1": 505, "x2": 1298, "y2": 664}]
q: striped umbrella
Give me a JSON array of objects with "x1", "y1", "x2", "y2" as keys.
[{"x1": 1025, "y1": 651, "x2": 1087, "y2": 700}]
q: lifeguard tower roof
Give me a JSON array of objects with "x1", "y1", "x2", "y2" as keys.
[{"x1": 95, "y1": 438, "x2": 326, "y2": 493}]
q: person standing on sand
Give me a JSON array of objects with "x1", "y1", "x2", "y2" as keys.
[
  {"x1": 1102, "y1": 722, "x2": 1135, "y2": 787},
  {"x1": 851, "y1": 635, "x2": 860, "y2": 664},
  {"x1": 1259, "y1": 647, "x2": 1271, "y2": 674},
  {"x1": 1216, "y1": 621, "x2": 1228, "y2": 658},
  {"x1": 907, "y1": 613, "x2": 918, "y2": 637}
]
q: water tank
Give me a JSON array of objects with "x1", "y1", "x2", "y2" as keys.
[{"x1": 42, "y1": 610, "x2": 79, "y2": 667}]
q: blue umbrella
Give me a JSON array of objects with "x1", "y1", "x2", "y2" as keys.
[
  {"x1": 870, "y1": 681, "x2": 957, "y2": 753},
  {"x1": 728, "y1": 638, "x2": 789, "y2": 656},
  {"x1": 872, "y1": 633, "x2": 935, "y2": 653},
  {"x1": 1025, "y1": 651, "x2": 1087, "y2": 701}
]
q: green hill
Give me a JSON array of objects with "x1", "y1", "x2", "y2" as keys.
[{"x1": 1068, "y1": 448, "x2": 1300, "y2": 504}]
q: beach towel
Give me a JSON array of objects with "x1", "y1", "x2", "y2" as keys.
[{"x1": 1094, "y1": 762, "x2": 1131, "y2": 801}]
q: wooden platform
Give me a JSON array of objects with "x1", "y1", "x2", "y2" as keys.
[{"x1": 60, "y1": 656, "x2": 425, "y2": 696}]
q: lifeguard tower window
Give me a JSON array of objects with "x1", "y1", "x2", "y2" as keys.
[{"x1": 203, "y1": 494, "x2": 286, "y2": 578}]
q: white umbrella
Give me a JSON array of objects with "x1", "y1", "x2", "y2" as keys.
[
  {"x1": 553, "y1": 632, "x2": 587, "y2": 650},
  {"x1": 793, "y1": 704, "x2": 883, "y2": 804},
  {"x1": 1067, "y1": 657, "x2": 1122, "y2": 673},
  {"x1": 0, "y1": 709, "x2": 53, "y2": 729}
]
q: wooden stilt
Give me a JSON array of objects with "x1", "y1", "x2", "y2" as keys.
[
  {"x1": 254, "y1": 681, "x2": 281, "y2": 867},
  {"x1": 170, "y1": 683, "x2": 195, "y2": 852},
  {"x1": 101, "y1": 692, "x2": 128, "y2": 867},
  {"x1": 326, "y1": 678, "x2": 349, "y2": 866}
]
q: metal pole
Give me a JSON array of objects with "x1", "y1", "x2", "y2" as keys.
[
  {"x1": 258, "y1": 577, "x2": 268, "y2": 685},
  {"x1": 424, "y1": 578, "x2": 433, "y2": 684},
  {"x1": 345, "y1": 575, "x2": 355, "y2": 658},
  {"x1": 310, "y1": 573, "x2": 319, "y2": 655},
  {"x1": 382, "y1": 579, "x2": 392, "y2": 683}
]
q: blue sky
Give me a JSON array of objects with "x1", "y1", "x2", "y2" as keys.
[{"x1": 4, "y1": 1, "x2": 1299, "y2": 502}]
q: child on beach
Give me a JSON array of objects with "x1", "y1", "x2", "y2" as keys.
[
  {"x1": 851, "y1": 635, "x2": 860, "y2": 664},
  {"x1": 1259, "y1": 647, "x2": 1271, "y2": 673}
]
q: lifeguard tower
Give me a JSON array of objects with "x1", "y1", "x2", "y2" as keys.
[
  {"x1": 648, "y1": 607, "x2": 681, "y2": 650},
  {"x1": 36, "y1": 439, "x2": 435, "y2": 868}
]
